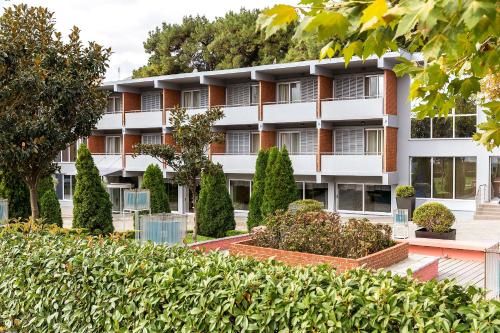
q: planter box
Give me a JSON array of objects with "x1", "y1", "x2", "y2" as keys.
[
  {"x1": 229, "y1": 240, "x2": 409, "y2": 272},
  {"x1": 396, "y1": 197, "x2": 416, "y2": 220},
  {"x1": 415, "y1": 228, "x2": 457, "y2": 240}
]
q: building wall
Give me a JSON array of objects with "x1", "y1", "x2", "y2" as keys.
[
  {"x1": 88, "y1": 135, "x2": 105, "y2": 154},
  {"x1": 123, "y1": 92, "x2": 141, "y2": 112}
]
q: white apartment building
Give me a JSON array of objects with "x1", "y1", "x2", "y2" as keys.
[{"x1": 55, "y1": 52, "x2": 500, "y2": 216}]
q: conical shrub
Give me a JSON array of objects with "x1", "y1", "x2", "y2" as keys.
[
  {"x1": 142, "y1": 164, "x2": 170, "y2": 213},
  {"x1": 247, "y1": 149, "x2": 268, "y2": 231},
  {"x1": 40, "y1": 187, "x2": 63, "y2": 227}
]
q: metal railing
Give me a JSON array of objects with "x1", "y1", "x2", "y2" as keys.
[
  {"x1": 475, "y1": 184, "x2": 488, "y2": 209},
  {"x1": 321, "y1": 95, "x2": 382, "y2": 101}
]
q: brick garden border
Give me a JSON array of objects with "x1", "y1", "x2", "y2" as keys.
[{"x1": 229, "y1": 239, "x2": 409, "y2": 272}]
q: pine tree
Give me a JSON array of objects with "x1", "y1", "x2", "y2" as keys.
[
  {"x1": 0, "y1": 169, "x2": 30, "y2": 219},
  {"x1": 197, "y1": 163, "x2": 235, "y2": 238},
  {"x1": 142, "y1": 164, "x2": 170, "y2": 213},
  {"x1": 247, "y1": 149, "x2": 269, "y2": 231},
  {"x1": 261, "y1": 147, "x2": 279, "y2": 216},
  {"x1": 73, "y1": 144, "x2": 113, "y2": 234},
  {"x1": 262, "y1": 147, "x2": 297, "y2": 216},
  {"x1": 40, "y1": 188, "x2": 63, "y2": 227}
]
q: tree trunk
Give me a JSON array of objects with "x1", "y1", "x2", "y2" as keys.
[
  {"x1": 28, "y1": 181, "x2": 39, "y2": 220},
  {"x1": 192, "y1": 188, "x2": 198, "y2": 243}
]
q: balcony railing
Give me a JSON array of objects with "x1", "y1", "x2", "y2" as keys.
[
  {"x1": 321, "y1": 153, "x2": 383, "y2": 176},
  {"x1": 320, "y1": 97, "x2": 384, "y2": 121}
]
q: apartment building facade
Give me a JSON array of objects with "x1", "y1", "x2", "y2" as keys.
[{"x1": 56, "y1": 52, "x2": 500, "y2": 215}]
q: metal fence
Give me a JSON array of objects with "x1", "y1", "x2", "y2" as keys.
[
  {"x1": 135, "y1": 213, "x2": 188, "y2": 245},
  {"x1": 485, "y1": 243, "x2": 500, "y2": 300},
  {"x1": 0, "y1": 199, "x2": 8, "y2": 223}
]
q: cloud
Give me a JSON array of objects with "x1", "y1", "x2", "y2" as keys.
[{"x1": 2, "y1": 0, "x2": 293, "y2": 80}]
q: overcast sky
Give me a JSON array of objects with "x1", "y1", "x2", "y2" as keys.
[{"x1": 2, "y1": 0, "x2": 294, "y2": 81}]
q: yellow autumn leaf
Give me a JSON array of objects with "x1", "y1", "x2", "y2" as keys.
[{"x1": 360, "y1": 0, "x2": 388, "y2": 32}]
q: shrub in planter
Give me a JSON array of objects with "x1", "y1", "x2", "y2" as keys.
[
  {"x1": 288, "y1": 199, "x2": 323, "y2": 213},
  {"x1": 413, "y1": 202, "x2": 456, "y2": 239},
  {"x1": 254, "y1": 210, "x2": 394, "y2": 259},
  {"x1": 395, "y1": 185, "x2": 416, "y2": 219},
  {"x1": 0, "y1": 231, "x2": 497, "y2": 332},
  {"x1": 395, "y1": 185, "x2": 416, "y2": 198}
]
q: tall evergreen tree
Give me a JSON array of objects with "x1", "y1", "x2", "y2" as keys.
[
  {"x1": 142, "y1": 164, "x2": 170, "y2": 214},
  {"x1": 262, "y1": 147, "x2": 297, "y2": 216},
  {"x1": 73, "y1": 144, "x2": 113, "y2": 234},
  {"x1": 40, "y1": 188, "x2": 63, "y2": 227},
  {"x1": 247, "y1": 149, "x2": 269, "y2": 231},
  {"x1": 197, "y1": 163, "x2": 235, "y2": 238},
  {"x1": 261, "y1": 147, "x2": 279, "y2": 216},
  {"x1": 0, "y1": 169, "x2": 30, "y2": 219}
]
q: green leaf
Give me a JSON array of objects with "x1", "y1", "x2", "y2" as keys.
[{"x1": 342, "y1": 41, "x2": 362, "y2": 66}]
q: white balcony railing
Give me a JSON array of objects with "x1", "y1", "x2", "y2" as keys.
[
  {"x1": 321, "y1": 154, "x2": 383, "y2": 176},
  {"x1": 289, "y1": 154, "x2": 317, "y2": 175},
  {"x1": 216, "y1": 105, "x2": 259, "y2": 125},
  {"x1": 321, "y1": 97, "x2": 384, "y2": 120},
  {"x1": 96, "y1": 112, "x2": 122, "y2": 130},
  {"x1": 125, "y1": 155, "x2": 163, "y2": 172},
  {"x1": 211, "y1": 154, "x2": 257, "y2": 174},
  {"x1": 263, "y1": 101, "x2": 316, "y2": 123},
  {"x1": 125, "y1": 110, "x2": 162, "y2": 129},
  {"x1": 92, "y1": 154, "x2": 123, "y2": 176}
]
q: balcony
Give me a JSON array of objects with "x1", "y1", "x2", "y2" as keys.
[
  {"x1": 321, "y1": 154, "x2": 383, "y2": 176},
  {"x1": 125, "y1": 155, "x2": 163, "y2": 172},
  {"x1": 166, "y1": 107, "x2": 205, "y2": 126},
  {"x1": 289, "y1": 154, "x2": 317, "y2": 175},
  {"x1": 211, "y1": 154, "x2": 257, "y2": 174},
  {"x1": 321, "y1": 97, "x2": 384, "y2": 121},
  {"x1": 262, "y1": 101, "x2": 316, "y2": 123},
  {"x1": 124, "y1": 110, "x2": 162, "y2": 129},
  {"x1": 92, "y1": 154, "x2": 123, "y2": 176},
  {"x1": 216, "y1": 105, "x2": 259, "y2": 126},
  {"x1": 96, "y1": 112, "x2": 122, "y2": 130}
]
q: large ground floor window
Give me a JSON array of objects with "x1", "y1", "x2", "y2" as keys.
[
  {"x1": 296, "y1": 182, "x2": 328, "y2": 208},
  {"x1": 410, "y1": 157, "x2": 476, "y2": 199},
  {"x1": 165, "y1": 180, "x2": 179, "y2": 212},
  {"x1": 55, "y1": 174, "x2": 76, "y2": 201},
  {"x1": 229, "y1": 180, "x2": 252, "y2": 210},
  {"x1": 337, "y1": 183, "x2": 391, "y2": 213}
]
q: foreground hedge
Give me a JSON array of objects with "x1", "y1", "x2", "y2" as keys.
[{"x1": 0, "y1": 232, "x2": 498, "y2": 332}]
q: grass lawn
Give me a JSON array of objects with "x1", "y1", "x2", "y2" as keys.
[{"x1": 184, "y1": 232, "x2": 214, "y2": 244}]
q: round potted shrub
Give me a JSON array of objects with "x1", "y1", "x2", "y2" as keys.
[
  {"x1": 288, "y1": 199, "x2": 323, "y2": 213},
  {"x1": 395, "y1": 185, "x2": 416, "y2": 219},
  {"x1": 413, "y1": 202, "x2": 456, "y2": 240}
]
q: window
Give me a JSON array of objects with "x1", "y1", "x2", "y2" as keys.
[
  {"x1": 106, "y1": 96, "x2": 122, "y2": 113},
  {"x1": 142, "y1": 134, "x2": 162, "y2": 145},
  {"x1": 338, "y1": 184, "x2": 363, "y2": 211},
  {"x1": 410, "y1": 100, "x2": 476, "y2": 139},
  {"x1": 296, "y1": 182, "x2": 328, "y2": 209},
  {"x1": 250, "y1": 132, "x2": 260, "y2": 154},
  {"x1": 226, "y1": 132, "x2": 250, "y2": 154},
  {"x1": 250, "y1": 85, "x2": 259, "y2": 105},
  {"x1": 141, "y1": 92, "x2": 162, "y2": 112},
  {"x1": 365, "y1": 128, "x2": 383, "y2": 155},
  {"x1": 277, "y1": 82, "x2": 301, "y2": 103},
  {"x1": 56, "y1": 174, "x2": 76, "y2": 200},
  {"x1": 364, "y1": 185, "x2": 391, "y2": 213},
  {"x1": 279, "y1": 132, "x2": 300, "y2": 154},
  {"x1": 410, "y1": 156, "x2": 477, "y2": 199},
  {"x1": 337, "y1": 183, "x2": 391, "y2": 213},
  {"x1": 105, "y1": 136, "x2": 122, "y2": 155},
  {"x1": 279, "y1": 129, "x2": 317, "y2": 155},
  {"x1": 57, "y1": 143, "x2": 77, "y2": 162},
  {"x1": 229, "y1": 180, "x2": 251, "y2": 210},
  {"x1": 334, "y1": 128, "x2": 365, "y2": 155},
  {"x1": 334, "y1": 75, "x2": 383, "y2": 100},
  {"x1": 165, "y1": 180, "x2": 178, "y2": 211},
  {"x1": 181, "y1": 90, "x2": 201, "y2": 108},
  {"x1": 364, "y1": 75, "x2": 383, "y2": 98}
]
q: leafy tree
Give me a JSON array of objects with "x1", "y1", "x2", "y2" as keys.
[
  {"x1": 197, "y1": 163, "x2": 235, "y2": 238},
  {"x1": 247, "y1": 149, "x2": 269, "y2": 231},
  {"x1": 258, "y1": 0, "x2": 499, "y2": 150},
  {"x1": 142, "y1": 164, "x2": 170, "y2": 214},
  {"x1": 0, "y1": 169, "x2": 30, "y2": 219},
  {"x1": 134, "y1": 106, "x2": 224, "y2": 241},
  {"x1": 73, "y1": 144, "x2": 113, "y2": 235},
  {"x1": 262, "y1": 147, "x2": 297, "y2": 216},
  {"x1": 0, "y1": 5, "x2": 110, "y2": 218},
  {"x1": 40, "y1": 188, "x2": 62, "y2": 227}
]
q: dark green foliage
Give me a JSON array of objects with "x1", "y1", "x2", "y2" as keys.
[
  {"x1": 142, "y1": 164, "x2": 170, "y2": 213},
  {"x1": 197, "y1": 163, "x2": 235, "y2": 238},
  {"x1": 413, "y1": 202, "x2": 455, "y2": 233},
  {"x1": 395, "y1": 185, "x2": 416, "y2": 198},
  {"x1": 0, "y1": 232, "x2": 498, "y2": 332},
  {"x1": 225, "y1": 230, "x2": 247, "y2": 237},
  {"x1": 37, "y1": 176, "x2": 55, "y2": 203},
  {"x1": 39, "y1": 188, "x2": 62, "y2": 227},
  {"x1": 288, "y1": 199, "x2": 324, "y2": 213},
  {"x1": 247, "y1": 149, "x2": 269, "y2": 231},
  {"x1": 0, "y1": 170, "x2": 30, "y2": 219},
  {"x1": 261, "y1": 147, "x2": 297, "y2": 216},
  {"x1": 73, "y1": 144, "x2": 113, "y2": 235},
  {"x1": 254, "y1": 211, "x2": 394, "y2": 259}
]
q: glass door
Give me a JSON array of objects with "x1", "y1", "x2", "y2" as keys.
[
  {"x1": 109, "y1": 188, "x2": 121, "y2": 213},
  {"x1": 279, "y1": 132, "x2": 300, "y2": 154},
  {"x1": 491, "y1": 157, "x2": 500, "y2": 201},
  {"x1": 365, "y1": 128, "x2": 383, "y2": 155}
]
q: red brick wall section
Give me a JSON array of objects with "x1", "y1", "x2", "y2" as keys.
[
  {"x1": 384, "y1": 70, "x2": 397, "y2": 115},
  {"x1": 209, "y1": 133, "x2": 226, "y2": 157},
  {"x1": 164, "y1": 89, "x2": 181, "y2": 125},
  {"x1": 317, "y1": 76, "x2": 333, "y2": 118},
  {"x1": 208, "y1": 85, "x2": 225, "y2": 107},
  {"x1": 260, "y1": 131, "x2": 276, "y2": 149},
  {"x1": 189, "y1": 234, "x2": 251, "y2": 252},
  {"x1": 229, "y1": 240, "x2": 408, "y2": 273},
  {"x1": 383, "y1": 127, "x2": 398, "y2": 172},
  {"x1": 123, "y1": 92, "x2": 141, "y2": 113},
  {"x1": 317, "y1": 128, "x2": 332, "y2": 171},
  {"x1": 259, "y1": 81, "x2": 276, "y2": 121},
  {"x1": 87, "y1": 135, "x2": 105, "y2": 154},
  {"x1": 123, "y1": 134, "x2": 141, "y2": 154}
]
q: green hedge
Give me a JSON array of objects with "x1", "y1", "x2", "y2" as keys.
[{"x1": 0, "y1": 232, "x2": 498, "y2": 332}]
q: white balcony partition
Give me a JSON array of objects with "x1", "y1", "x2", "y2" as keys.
[
  {"x1": 289, "y1": 155, "x2": 317, "y2": 175},
  {"x1": 321, "y1": 98, "x2": 383, "y2": 121},
  {"x1": 125, "y1": 155, "x2": 163, "y2": 172},
  {"x1": 263, "y1": 102, "x2": 316, "y2": 123},
  {"x1": 321, "y1": 155, "x2": 383, "y2": 176},
  {"x1": 216, "y1": 105, "x2": 259, "y2": 125},
  {"x1": 212, "y1": 154, "x2": 257, "y2": 174},
  {"x1": 92, "y1": 154, "x2": 123, "y2": 175},
  {"x1": 125, "y1": 111, "x2": 162, "y2": 129},
  {"x1": 96, "y1": 113, "x2": 122, "y2": 130}
]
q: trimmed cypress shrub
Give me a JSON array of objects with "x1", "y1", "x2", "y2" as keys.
[
  {"x1": 73, "y1": 144, "x2": 114, "y2": 235},
  {"x1": 0, "y1": 169, "x2": 30, "y2": 219},
  {"x1": 37, "y1": 176, "x2": 55, "y2": 202},
  {"x1": 247, "y1": 149, "x2": 269, "y2": 231},
  {"x1": 197, "y1": 163, "x2": 235, "y2": 238},
  {"x1": 39, "y1": 188, "x2": 63, "y2": 227},
  {"x1": 262, "y1": 147, "x2": 297, "y2": 216},
  {"x1": 142, "y1": 164, "x2": 170, "y2": 213},
  {"x1": 260, "y1": 147, "x2": 279, "y2": 216}
]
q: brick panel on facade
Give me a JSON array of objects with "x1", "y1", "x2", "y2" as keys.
[
  {"x1": 208, "y1": 85, "x2": 226, "y2": 107},
  {"x1": 317, "y1": 76, "x2": 333, "y2": 118},
  {"x1": 123, "y1": 92, "x2": 141, "y2": 113},
  {"x1": 124, "y1": 134, "x2": 141, "y2": 154},
  {"x1": 384, "y1": 70, "x2": 397, "y2": 115},
  {"x1": 164, "y1": 89, "x2": 181, "y2": 125},
  {"x1": 259, "y1": 81, "x2": 276, "y2": 121},
  {"x1": 317, "y1": 128, "x2": 333, "y2": 171},
  {"x1": 260, "y1": 131, "x2": 276, "y2": 149},
  {"x1": 210, "y1": 133, "x2": 226, "y2": 156},
  {"x1": 384, "y1": 127, "x2": 398, "y2": 172},
  {"x1": 87, "y1": 136, "x2": 105, "y2": 154}
]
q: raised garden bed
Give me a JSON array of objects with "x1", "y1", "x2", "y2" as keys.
[{"x1": 229, "y1": 239, "x2": 409, "y2": 272}]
